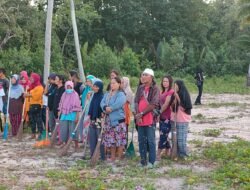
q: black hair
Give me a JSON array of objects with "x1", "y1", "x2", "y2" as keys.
[
  {"x1": 0, "y1": 68, "x2": 6, "y2": 75},
  {"x1": 171, "y1": 80, "x2": 192, "y2": 115},
  {"x1": 69, "y1": 70, "x2": 79, "y2": 79},
  {"x1": 161, "y1": 75, "x2": 173, "y2": 92},
  {"x1": 56, "y1": 74, "x2": 65, "y2": 85}
]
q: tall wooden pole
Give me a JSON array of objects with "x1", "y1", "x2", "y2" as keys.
[
  {"x1": 43, "y1": 0, "x2": 54, "y2": 84},
  {"x1": 70, "y1": 0, "x2": 86, "y2": 83}
]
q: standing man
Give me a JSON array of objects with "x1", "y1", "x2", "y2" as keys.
[
  {"x1": 194, "y1": 68, "x2": 204, "y2": 105},
  {"x1": 0, "y1": 68, "x2": 9, "y2": 132},
  {"x1": 134, "y1": 68, "x2": 160, "y2": 168}
]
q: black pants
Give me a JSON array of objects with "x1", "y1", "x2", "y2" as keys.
[
  {"x1": 195, "y1": 82, "x2": 203, "y2": 104},
  {"x1": 29, "y1": 104, "x2": 44, "y2": 134}
]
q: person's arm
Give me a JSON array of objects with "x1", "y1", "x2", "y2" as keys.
[
  {"x1": 108, "y1": 92, "x2": 126, "y2": 112},
  {"x1": 100, "y1": 93, "x2": 108, "y2": 111},
  {"x1": 160, "y1": 96, "x2": 171, "y2": 113},
  {"x1": 141, "y1": 86, "x2": 160, "y2": 116}
]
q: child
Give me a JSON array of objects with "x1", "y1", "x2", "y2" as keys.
[
  {"x1": 9, "y1": 75, "x2": 24, "y2": 136},
  {"x1": 58, "y1": 81, "x2": 82, "y2": 150}
]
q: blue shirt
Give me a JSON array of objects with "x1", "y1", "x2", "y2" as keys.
[{"x1": 60, "y1": 112, "x2": 77, "y2": 121}]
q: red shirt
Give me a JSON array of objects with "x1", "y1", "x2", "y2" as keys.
[
  {"x1": 137, "y1": 86, "x2": 153, "y2": 126},
  {"x1": 160, "y1": 89, "x2": 174, "y2": 120}
]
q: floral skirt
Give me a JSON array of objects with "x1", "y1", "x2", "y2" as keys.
[{"x1": 102, "y1": 117, "x2": 127, "y2": 148}]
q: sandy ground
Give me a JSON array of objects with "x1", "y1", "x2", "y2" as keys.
[{"x1": 0, "y1": 93, "x2": 249, "y2": 190}]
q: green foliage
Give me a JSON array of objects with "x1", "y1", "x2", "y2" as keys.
[
  {"x1": 85, "y1": 41, "x2": 120, "y2": 77},
  {"x1": 203, "y1": 141, "x2": 250, "y2": 189},
  {"x1": 203, "y1": 129, "x2": 222, "y2": 137}
]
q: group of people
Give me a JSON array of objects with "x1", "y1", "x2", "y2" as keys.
[{"x1": 0, "y1": 67, "x2": 193, "y2": 168}]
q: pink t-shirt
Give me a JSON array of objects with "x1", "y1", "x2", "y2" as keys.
[
  {"x1": 171, "y1": 106, "x2": 191, "y2": 123},
  {"x1": 160, "y1": 89, "x2": 174, "y2": 120},
  {"x1": 137, "y1": 86, "x2": 153, "y2": 126}
]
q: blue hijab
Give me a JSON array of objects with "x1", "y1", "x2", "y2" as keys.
[
  {"x1": 10, "y1": 74, "x2": 24, "y2": 99},
  {"x1": 81, "y1": 75, "x2": 95, "y2": 109},
  {"x1": 88, "y1": 81, "x2": 104, "y2": 120}
]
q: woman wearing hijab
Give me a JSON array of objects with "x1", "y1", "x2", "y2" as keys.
[
  {"x1": 88, "y1": 80, "x2": 105, "y2": 160},
  {"x1": 121, "y1": 77, "x2": 134, "y2": 148},
  {"x1": 170, "y1": 80, "x2": 192, "y2": 159},
  {"x1": 58, "y1": 81, "x2": 82, "y2": 150},
  {"x1": 24, "y1": 73, "x2": 44, "y2": 139},
  {"x1": 19, "y1": 71, "x2": 30, "y2": 124},
  {"x1": 9, "y1": 75, "x2": 24, "y2": 136}
]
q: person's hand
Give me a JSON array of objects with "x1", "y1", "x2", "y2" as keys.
[
  {"x1": 105, "y1": 107, "x2": 112, "y2": 113},
  {"x1": 23, "y1": 93, "x2": 31, "y2": 98}
]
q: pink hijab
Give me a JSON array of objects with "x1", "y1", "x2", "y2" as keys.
[
  {"x1": 19, "y1": 71, "x2": 30, "y2": 89},
  {"x1": 58, "y1": 81, "x2": 82, "y2": 115},
  {"x1": 29, "y1": 73, "x2": 42, "y2": 91}
]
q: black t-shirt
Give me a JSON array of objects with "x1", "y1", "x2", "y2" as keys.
[
  {"x1": 0, "y1": 78, "x2": 9, "y2": 103},
  {"x1": 46, "y1": 84, "x2": 57, "y2": 111},
  {"x1": 52, "y1": 86, "x2": 65, "y2": 118}
]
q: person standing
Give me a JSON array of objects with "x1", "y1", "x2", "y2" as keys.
[
  {"x1": 58, "y1": 81, "x2": 82, "y2": 150},
  {"x1": 194, "y1": 69, "x2": 204, "y2": 105},
  {"x1": 0, "y1": 68, "x2": 9, "y2": 131},
  {"x1": 157, "y1": 75, "x2": 174, "y2": 160},
  {"x1": 170, "y1": 80, "x2": 192, "y2": 159},
  {"x1": 24, "y1": 73, "x2": 44, "y2": 139},
  {"x1": 101, "y1": 77, "x2": 126, "y2": 162},
  {"x1": 88, "y1": 80, "x2": 105, "y2": 160},
  {"x1": 69, "y1": 70, "x2": 83, "y2": 96},
  {"x1": 9, "y1": 75, "x2": 24, "y2": 136},
  {"x1": 134, "y1": 68, "x2": 160, "y2": 168}
]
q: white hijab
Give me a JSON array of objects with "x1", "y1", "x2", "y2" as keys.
[{"x1": 122, "y1": 77, "x2": 134, "y2": 104}]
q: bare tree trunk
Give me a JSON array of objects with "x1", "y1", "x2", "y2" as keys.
[
  {"x1": 70, "y1": 0, "x2": 85, "y2": 83},
  {"x1": 43, "y1": 0, "x2": 54, "y2": 84}
]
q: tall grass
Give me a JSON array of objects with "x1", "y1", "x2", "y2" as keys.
[{"x1": 101, "y1": 75, "x2": 250, "y2": 94}]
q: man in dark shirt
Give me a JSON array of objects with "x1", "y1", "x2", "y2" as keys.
[
  {"x1": 0, "y1": 68, "x2": 9, "y2": 131},
  {"x1": 69, "y1": 70, "x2": 82, "y2": 96},
  {"x1": 53, "y1": 75, "x2": 65, "y2": 120}
]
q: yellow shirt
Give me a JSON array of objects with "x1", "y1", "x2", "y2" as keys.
[{"x1": 29, "y1": 86, "x2": 44, "y2": 106}]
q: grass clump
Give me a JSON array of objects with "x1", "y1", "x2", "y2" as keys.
[
  {"x1": 203, "y1": 129, "x2": 221, "y2": 137},
  {"x1": 203, "y1": 140, "x2": 250, "y2": 189}
]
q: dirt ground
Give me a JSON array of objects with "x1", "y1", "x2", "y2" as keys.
[{"x1": 0, "y1": 93, "x2": 249, "y2": 190}]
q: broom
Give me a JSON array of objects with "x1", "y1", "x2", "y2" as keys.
[
  {"x1": 58, "y1": 102, "x2": 89, "y2": 156},
  {"x1": 171, "y1": 92, "x2": 178, "y2": 160},
  {"x1": 90, "y1": 116, "x2": 105, "y2": 166},
  {"x1": 17, "y1": 89, "x2": 28, "y2": 141},
  {"x1": 50, "y1": 120, "x2": 59, "y2": 148},
  {"x1": 81, "y1": 115, "x2": 90, "y2": 159},
  {"x1": 125, "y1": 121, "x2": 135, "y2": 158},
  {"x1": 2, "y1": 75, "x2": 12, "y2": 140},
  {"x1": 33, "y1": 107, "x2": 51, "y2": 147}
]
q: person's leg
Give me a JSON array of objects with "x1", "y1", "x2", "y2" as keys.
[
  {"x1": 176, "y1": 123, "x2": 189, "y2": 158},
  {"x1": 165, "y1": 120, "x2": 172, "y2": 156},
  {"x1": 89, "y1": 124, "x2": 97, "y2": 157},
  {"x1": 138, "y1": 126, "x2": 147, "y2": 166},
  {"x1": 29, "y1": 107, "x2": 36, "y2": 137},
  {"x1": 9, "y1": 114, "x2": 15, "y2": 136},
  {"x1": 49, "y1": 110, "x2": 56, "y2": 133},
  {"x1": 198, "y1": 83, "x2": 203, "y2": 104},
  {"x1": 157, "y1": 121, "x2": 167, "y2": 160},
  {"x1": 68, "y1": 120, "x2": 78, "y2": 149},
  {"x1": 59, "y1": 120, "x2": 69, "y2": 143},
  {"x1": 146, "y1": 125, "x2": 156, "y2": 165},
  {"x1": 36, "y1": 107, "x2": 44, "y2": 135}
]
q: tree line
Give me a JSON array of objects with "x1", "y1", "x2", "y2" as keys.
[{"x1": 0, "y1": 0, "x2": 249, "y2": 78}]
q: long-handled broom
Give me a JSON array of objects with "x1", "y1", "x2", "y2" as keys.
[
  {"x1": 171, "y1": 93, "x2": 178, "y2": 160},
  {"x1": 50, "y1": 119, "x2": 60, "y2": 148},
  {"x1": 81, "y1": 115, "x2": 90, "y2": 159},
  {"x1": 125, "y1": 121, "x2": 136, "y2": 158},
  {"x1": 17, "y1": 89, "x2": 27, "y2": 141}
]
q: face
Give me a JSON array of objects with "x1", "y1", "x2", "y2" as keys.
[
  {"x1": 20, "y1": 76, "x2": 27, "y2": 84},
  {"x1": 141, "y1": 73, "x2": 152, "y2": 83},
  {"x1": 110, "y1": 79, "x2": 120, "y2": 91},
  {"x1": 66, "y1": 85, "x2": 73, "y2": 90},
  {"x1": 174, "y1": 83, "x2": 179, "y2": 92},
  {"x1": 86, "y1": 79, "x2": 92, "y2": 87},
  {"x1": 30, "y1": 77, "x2": 34, "y2": 84},
  {"x1": 0, "y1": 72, "x2": 3, "y2": 78},
  {"x1": 92, "y1": 85, "x2": 99, "y2": 93},
  {"x1": 11, "y1": 77, "x2": 17, "y2": 84},
  {"x1": 55, "y1": 76, "x2": 61, "y2": 86},
  {"x1": 69, "y1": 74, "x2": 73, "y2": 81},
  {"x1": 110, "y1": 72, "x2": 117, "y2": 79},
  {"x1": 49, "y1": 78, "x2": 55, "y2": 84},
  {"x1": 162, "y1": 78, "x2": 170, "y2": 89}
]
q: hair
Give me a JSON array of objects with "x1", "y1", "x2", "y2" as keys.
[
  {"x1": 110, "y1": 70, "x2": 119, "y2": 77},
  {"x1": 56, "y1": 74, "x2": 65, "y2": 85},
  {"x1": 171, "y1": 80, "x2": 192, "y2": 115},
  {"x1": 161, "y1": 75, "x2": 173, "y2": 92},
  {"x1": 0, "y1": 68, "x2": 6, "y2": 75},
  {"x1": 111, "y1": 76, "x2": 123, "y2": 91},
  {"x1": 69, "y1": 70, "x2": 79, "y2": 79}
]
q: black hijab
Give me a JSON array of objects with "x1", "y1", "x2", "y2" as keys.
[{"x1": 88, "y1": 81, "x2": 104, "y2": 120}]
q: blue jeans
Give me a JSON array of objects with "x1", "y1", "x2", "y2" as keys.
[{"x1": 138, "y1": 125, "x2": 156, "y2": 165}]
